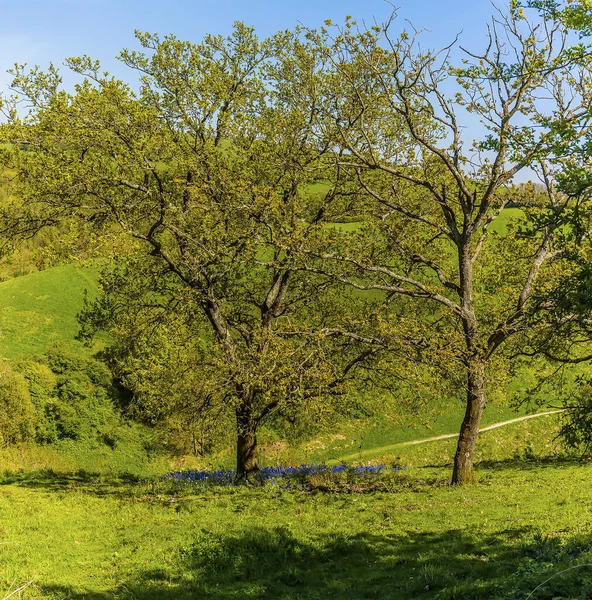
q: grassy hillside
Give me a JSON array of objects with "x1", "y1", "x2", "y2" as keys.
[
  {"x1": 0, "y1": 263, "x2": 99, "y2": 359},
  {"x1": 490, "y1": 206, "x2": 523, "y2": 235},
  {"x1": 300, "y1": 403, "x2": 536, "y2": 465}
]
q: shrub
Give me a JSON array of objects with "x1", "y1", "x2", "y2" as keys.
[
  {"x1": 14, "y1": 359, "x2": 58, "y2": 443},
  {"x1": 53, "y1": 371, "x2": 119, "y2": 442},
  {"x1": 15, "y1": 345, "x2": 130, "y2": 448},
  {"x1": 44, "y1": 342, "x2": 90, "y2": 375},
  {"x1": 0, "y1": 364, "x2": 35, "y2": 445}
]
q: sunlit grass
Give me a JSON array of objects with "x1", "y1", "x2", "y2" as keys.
[
  {"x1": 0, "y1": 264, "x2": 100, "y2": 359},
  {"x1": 0, "y1": 419, "x2": 590, "y2": 599}
]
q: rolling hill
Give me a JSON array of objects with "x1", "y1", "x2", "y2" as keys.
[{"x1": 0, "y1": 263, "x2": 99, "y2": 359}]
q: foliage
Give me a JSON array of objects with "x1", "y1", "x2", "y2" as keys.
[
  {"x1": 525, "y1": 0, "x2": 592, "y2": 36},
  {"x1": 79, "y1": 266, "x2": 234, "y2": 457},
  {"x1": 14, "y1": 357, "x2": 59, "y2": 443},
  {"x1": 14, "y1": 344, "x2": 132, "y2": 449},
  {"x1": 554, "y1": 376, "x2": 592, "y2": 451},
  {"x1": 0, "y1": 363, "x2": 35, "y2": 445},
  {"x1": 506, "y1": 2, "x2": 592, "y2": 449}
]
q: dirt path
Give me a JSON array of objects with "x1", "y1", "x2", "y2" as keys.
[{"x1": 332, "y1": 410, "x2": 564, "y2": 463}]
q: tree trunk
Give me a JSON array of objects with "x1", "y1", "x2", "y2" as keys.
[
  {"x1": 451, "y1": 358, "x2": 486, "y2": 485},
  {"x1": 235, "y1": 405, "x2": 259, "y2": 479}
]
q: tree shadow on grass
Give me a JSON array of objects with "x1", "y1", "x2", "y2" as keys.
[
  {"x1": 476, "y1": 454, "x2": 592, "y2": 473},
  {"x1": 0, "y1": 468, "x2": 144, "y2": 497},
  {"x1": 38, "y1": 525, "x2": 592, "y2": 600},
  {"x1": 416, "y1": 455, "x2": 592, "y2": 474}
]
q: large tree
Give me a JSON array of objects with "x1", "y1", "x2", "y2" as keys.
[
  {"x1": 303, "y1": 8, "x2": 592, "y2": 483},
  {"x1": 0, "y1": 24, "x2": 377, "y2": 477}
]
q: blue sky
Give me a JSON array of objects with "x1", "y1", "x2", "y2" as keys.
[{"x1": 0, "y1": 0, "x2": 501, "y2": 88}]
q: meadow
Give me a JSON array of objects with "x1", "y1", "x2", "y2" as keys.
[
  {"x1": 1, "y1": 412, "x2": 589, "y2": 600},
  {"x1": 0, "y1": 264, "x2": 99, "y2": 359},
  {"x1": 0, "y1": 210, "x2": 589, "y2": 599}
]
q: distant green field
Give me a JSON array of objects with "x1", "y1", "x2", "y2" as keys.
[
  {"x1": 0, "y1": 263, "x2": 99, "y2": 359},
  {"x1": 327, "y1": 207, "x2": 524, "y2": 233},
  {"x1": 490, "y1": 206, "x2": 523, "y2": 235}
]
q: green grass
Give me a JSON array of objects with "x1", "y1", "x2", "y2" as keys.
[
  {"x1": 0, "y1": 414, "x2": 590, "y2": 600},
  {"x1": 0, "y1": 207, "x2": 585, "y2": 599},
  {"x1": 0, "y1": 435, "x2": 173, "y2": 479},
  {"x1": 490, "y1": 207, "x2": 523, "y2": 235},
  {"x1": 325, "y1": 220, "x2": 363, "y2": 232},
  {"x1": 282, "y1": 399, "x2": 535, "y2": 467},
  {"x1": 0, "y1": 263, "x2": 99, "y2": 359}
]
